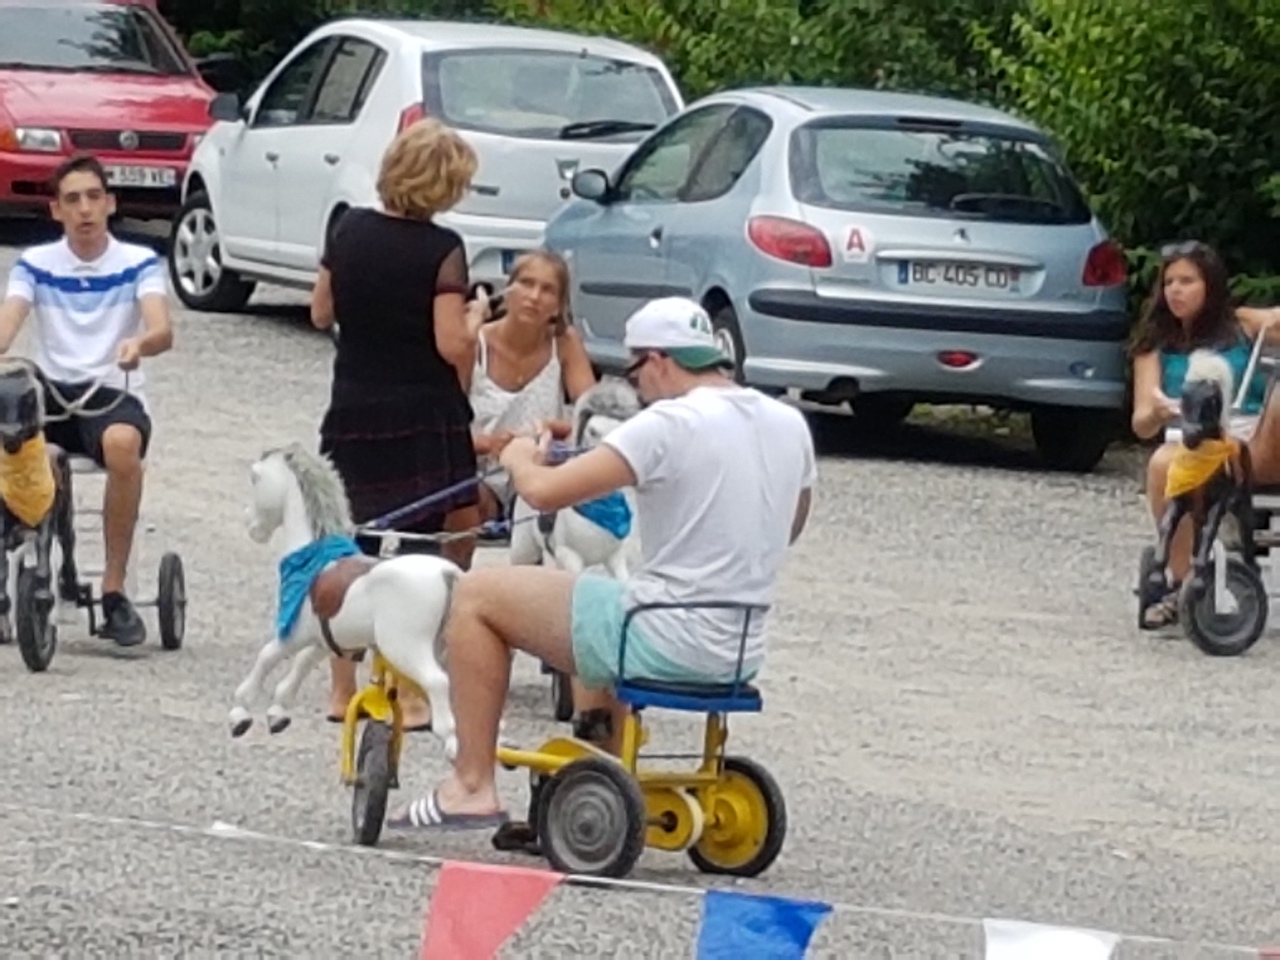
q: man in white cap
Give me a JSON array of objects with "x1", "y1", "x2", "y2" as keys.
[{"x1": 386, "y1": 296, "x2": 817, "y2": 833}]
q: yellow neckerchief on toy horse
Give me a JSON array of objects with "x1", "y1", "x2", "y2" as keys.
[
  {"x1": 0, "y1": 433, "x2": 56, "y2": 527},
  {"x1": 1165, "y1": 437, "x2": 1240, "y2": 500}
]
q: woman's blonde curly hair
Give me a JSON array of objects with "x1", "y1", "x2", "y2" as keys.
[{"x1": 376, "y1": 118, "x2": 478, "y2": 220}]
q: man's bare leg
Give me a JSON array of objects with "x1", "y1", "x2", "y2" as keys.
[
  {"x1": 100, "y1": 423, "x2": 143, "y2": 595},
  {"x1": 96, "y1": 423, "x2": 146, "y2": 645},
  {"x1": 388, "y1": 565, "x2": 578, "y2": 819}
]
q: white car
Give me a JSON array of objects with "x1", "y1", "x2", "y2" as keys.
[{"x1": 166, "y1": 17, "x2": 683, "y2": 312}]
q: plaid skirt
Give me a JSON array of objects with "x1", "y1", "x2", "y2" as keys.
[{"x1": 319, "y1": 379, "x2": 478, "y2": 537}]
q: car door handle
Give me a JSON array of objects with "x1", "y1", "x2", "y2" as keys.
[
  {"x1": 648, "y1": 226, "x2": 664, "y2": 248},
  {"x1": 324, "y1": 153, "x2": 339, "y2": 165},
  {"x1": 265, "y1": 151, "x2": 279, "y2": 162}
]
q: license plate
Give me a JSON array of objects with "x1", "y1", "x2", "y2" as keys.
[
  {"x1": 897, "y1": 260, "x2": 1020, "y2": 291},
  {"x1": 104, "y1": 165, "x2": 177, "y2": 189}
]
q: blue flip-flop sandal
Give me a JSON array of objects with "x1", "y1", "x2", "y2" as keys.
[{"x1": 386, "y1": 790, "x2": 510, "y2": 832}]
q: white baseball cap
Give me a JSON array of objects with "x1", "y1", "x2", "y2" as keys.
[{"x1": 623, "y1": 296, "x2": 731, "y2": 371}]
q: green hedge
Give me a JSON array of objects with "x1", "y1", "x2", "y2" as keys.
[{"x1": 162, "y1": 0, "x2": 1278, "y2": 306}]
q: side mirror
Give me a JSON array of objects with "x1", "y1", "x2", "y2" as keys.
[
  {"x1": 208, "y1": 92, "x2": 243, "y2": 123},
  {"x1": 571, "y1": 168, "x2": 611, "y2": 203},
  {"x1": 196, "y1": 52, "x2": 248, "y2": 94}
]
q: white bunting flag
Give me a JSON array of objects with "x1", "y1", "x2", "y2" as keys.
[{"x1": 984, "y1": 918, "x2": 1120, "y2": 960}]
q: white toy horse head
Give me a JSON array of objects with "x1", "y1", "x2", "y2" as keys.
[
  {"x1": 231, "y1": 443, "x2": 461, "y2": 759},
  {"x1": 1180, "y1": 349, "x2": 1236, "y2": 448},
  {"x1": 571, "y1": 377, "x2": 642, "y2": 451},
  {"x1": 247, "y1": 443, "x2": 352, "y2": 546},
  {"x1": 510, "y1": 377, "x2": 642, "y2": 579}
]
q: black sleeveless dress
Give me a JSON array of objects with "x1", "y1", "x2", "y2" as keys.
[{"x1": 318, "y1": 208, "x2": 477, "y2": 544}]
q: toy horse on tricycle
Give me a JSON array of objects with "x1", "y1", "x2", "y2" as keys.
[
  {"x1": 0, "y1": 357, "x2": 78, "y2": 672},
  {"x1": 1137, "y1": 347, "x2": 1270, "y2": 655}
]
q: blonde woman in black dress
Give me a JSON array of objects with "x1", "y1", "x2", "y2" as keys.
[{"x1": 310, "y1": 118, "x2": 488, "y2": 730}]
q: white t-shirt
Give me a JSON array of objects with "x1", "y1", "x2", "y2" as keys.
[
  {"x1": 603, "y1": 384, "x2": 818, "y2": 681},
  {"x1": 5, "y1": 236, "x2": 166, "y2": 408}
]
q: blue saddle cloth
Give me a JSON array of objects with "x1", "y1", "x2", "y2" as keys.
[
  {"x1": 276, "y1": 534, "x2": 362, "y2": 640},
  {"x1": 571, "y1": 491, "x2": 632, "y2": 540}
]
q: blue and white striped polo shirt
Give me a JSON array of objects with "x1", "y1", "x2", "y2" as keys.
[{"x1": 6, "y1": 237, "x2": 167, "y2": 408}]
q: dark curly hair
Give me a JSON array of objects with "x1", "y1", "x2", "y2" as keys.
[{"x1": 1129, "y1": 242, "x2": 1239, "y2": 358}]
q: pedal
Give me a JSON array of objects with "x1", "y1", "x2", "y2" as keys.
[{"x1": 491, "y1": 821, "x2": 541, "y2": 856}]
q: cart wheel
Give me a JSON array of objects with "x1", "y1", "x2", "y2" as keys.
[
  {"x1": 550, "y1": 668, "x2": 574, "y2": 722},
  {"x1": 15, "y1": 564, "x2": 56, "y2": 673},
  {"x1": 688, "y1": 756, "x2": 787, "y2": 878},
  {"x1": 1179, "y1": 555, "x2": 1269, "y2": 657},
  {"x1": 537, "y1": 757, "x2": 646, "y2": 878},
  {"x1": 351, "y1": 721, "x2": 395, "y2": 847},
  {"x1": 157, "y1": 552, "x2": 185, "y2": 651},
  {"x1": 1136, "y1": 545, "x2": 1162, "y2": 629}
]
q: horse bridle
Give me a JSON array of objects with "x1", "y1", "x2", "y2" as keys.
[{"x1": 0, "y1": 356, "x2": 133, "y2": 423}]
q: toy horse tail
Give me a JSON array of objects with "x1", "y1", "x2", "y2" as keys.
[{"x1": 433, "y1": 564, "x2": 461, "y2": 666}]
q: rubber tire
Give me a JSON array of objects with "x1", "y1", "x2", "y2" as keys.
[
  {"x1": 550, "y1": 668, "x2": 574, "y2": 722},
  {"x1": 688, "y1": 756, "x2": 787, "y2": 878},
  {"x1": 351, "y1": 721, "x2": 394, "y2": 847},
  {"x1": 1179, "y1": 555, "x2": 1269, "y2": 657},
  {"x1": 15, "y1": 564, "x2": 56, "y2": 673},
  {"x1": 709, "y1": 304, "x2": 747, "y2": 385},
  {"x1": 1030, "y1": 407, "x2": 1114, "y2": 473},
  {"x1": 167, "y1": 191, "x2": 256, "y2": 312},
  {"x1": 537, "y1": 757, "x2": 646, "y2": 879},
  {"x1": 157, "y1": 552, "x2": 185, "y2": 651}
]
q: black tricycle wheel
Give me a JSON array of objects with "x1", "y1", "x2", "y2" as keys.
[
  {"x1": 15, "y1": 564, "x2": 57, "y2": 673},
  {"x1": 549, "y1": 667, "x2": 574, "y2": 722},
  {"x1": 351, "y1": 721, "x2": 396, "y2": 847},
  {"x1": 537, "y1": 757, "x2": 646, "y2": 878},
  {"x1": 1179, "y1": 554, "x2": 1269, "y2": 657},
  {"x1": 157, "y1": 552, "x2": 186, "y2": 651}
]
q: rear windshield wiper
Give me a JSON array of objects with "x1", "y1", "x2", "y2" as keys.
[{"x1": 559, "y1": 119, "x2": 656, "y2": 140}]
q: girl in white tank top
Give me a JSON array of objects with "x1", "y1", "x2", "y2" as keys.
[{"x1": 470, "y1": 329, "x2": 566, "y2": 506}]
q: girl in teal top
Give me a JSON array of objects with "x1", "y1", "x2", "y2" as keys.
[{"x1": 1129, "y1": 241, "x2": 1280, "y2": 628}]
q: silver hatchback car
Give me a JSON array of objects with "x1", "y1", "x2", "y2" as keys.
[{"x1": 543, "y1": 86, "x2": 1131, "y2": 472}]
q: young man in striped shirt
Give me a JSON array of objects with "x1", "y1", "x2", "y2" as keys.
[{"x1": 0, "y1": 154, "x2": 174, "y2": 646}]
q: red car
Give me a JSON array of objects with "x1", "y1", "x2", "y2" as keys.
[{"x1": 0, "y1": 0, "x2": 227, "y2": 221}]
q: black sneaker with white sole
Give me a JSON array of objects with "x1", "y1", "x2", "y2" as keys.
[{"x1": 100, "y1": 592, "x2": 146, "y2": 647}]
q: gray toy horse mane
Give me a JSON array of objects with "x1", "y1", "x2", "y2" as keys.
[
  {"x1": 263, "y1": 442, "x2": 353, "y2": 538},
  {"x1": 571, "y1": 377, "x2": 642, "y2": 446}
]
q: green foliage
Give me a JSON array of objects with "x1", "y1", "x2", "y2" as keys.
[
  {"x1": 156, "y1": 0, "x2": 1278, "y2": 299},
  {"x1": 972, "y1": 0, "x2": 1280, "y2": 280}
]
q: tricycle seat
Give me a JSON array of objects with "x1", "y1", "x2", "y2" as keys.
[{"x1": 615, "y1": 677, "x2": 762, "y2": 713}]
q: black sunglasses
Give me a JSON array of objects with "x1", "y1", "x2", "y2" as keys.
[
  {"x1": 1160, "y1": 240, "x2": 1208, "y2": 259},
  {"x1": 624, "y1": 352, "x2": 658, "y2": 381}
]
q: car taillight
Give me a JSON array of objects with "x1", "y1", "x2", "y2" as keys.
[
  {"x1": 747, "y1": 216, "x2": 833, "y2": 268},
  {"x1": 1082, "y1": 240, "x2": 1126, "y2": 287},
  {"x1": 397, "y1": 103, "x2": 427, "y2": 132}
]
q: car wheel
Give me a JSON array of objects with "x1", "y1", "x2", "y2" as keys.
[
  {"x1": 1030, "y1": 407, "x2": 1115, "y2": 473},
  {"x1": 709, "y1": 303, "x2": 746, "y2": 384},
  {"x1": 168, "y1": 191, "x2": 256, "y2": 312}
]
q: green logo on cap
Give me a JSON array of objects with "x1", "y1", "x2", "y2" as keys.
[{"x1": 690, "y1": 310, "x2": 711, "y2": 335}]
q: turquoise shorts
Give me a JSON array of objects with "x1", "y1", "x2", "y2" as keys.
[{"x1": 570, "y1": 574, "x2": 706, "y2": 690}]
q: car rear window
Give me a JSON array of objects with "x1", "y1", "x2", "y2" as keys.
[
  {"x1": 789, "y1": 119, "x2": 1092, "y2": 225},
  {"x1": 0, "y1": 3, "x2": 189, "y2": 76},
  {"x1": 421, "y1": 48, "x2": 679, "y2": 141}
]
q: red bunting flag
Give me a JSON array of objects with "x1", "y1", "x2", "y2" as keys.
[{"x1": 420, "y1": 860, "x2": 563, "y2": 959}]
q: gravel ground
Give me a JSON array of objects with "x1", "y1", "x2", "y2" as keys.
[{"x1": 0, "y1": 220, "x2": 1276, "y2": 958}]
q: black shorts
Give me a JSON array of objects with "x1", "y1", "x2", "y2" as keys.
[{"x1": 43, "y1": 380, "x2": 152, "y2": 468}]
